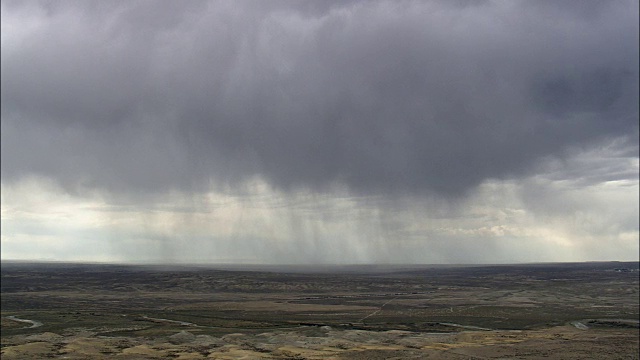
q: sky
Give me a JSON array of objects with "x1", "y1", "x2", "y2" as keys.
[{"x1": 1, "y1": 0, "x2": 638, "y2": 264}]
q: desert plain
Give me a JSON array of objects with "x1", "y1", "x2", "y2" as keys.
[{"x1": 1, "y1": 261, "x2": 638, "y2": 359}]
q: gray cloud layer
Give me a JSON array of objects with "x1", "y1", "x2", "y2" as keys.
[{"x1": 2, "y1": 0, "x2": 638, "y2": 198}]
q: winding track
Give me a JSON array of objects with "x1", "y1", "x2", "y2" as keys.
[{"x1": 5, "y1": 315, "x2": 43, "y2": 329}]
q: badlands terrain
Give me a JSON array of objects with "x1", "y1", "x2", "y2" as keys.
[{"x1": 1, "y1": 261, "x2": 638, "y2": 359}]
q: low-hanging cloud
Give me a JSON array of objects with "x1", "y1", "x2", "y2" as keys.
[{"x1": 1, "y1": 0, "x2": 638, "y2": 199}]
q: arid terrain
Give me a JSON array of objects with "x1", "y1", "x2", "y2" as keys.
[{"x1": 1, "y1": 261, "x2": 638, "y2": 359}]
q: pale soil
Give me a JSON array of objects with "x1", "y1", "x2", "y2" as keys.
[{"x1": 1, "y1": 324, "x2": 638, "y2": 359}]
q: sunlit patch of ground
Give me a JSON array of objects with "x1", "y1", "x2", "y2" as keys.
[{"x1": 1, "y1": 341, "x2": 56, "y2": 359}]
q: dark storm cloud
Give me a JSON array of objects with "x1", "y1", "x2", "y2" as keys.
[{"x1": 2, "y1": 0, "x2": 638, "y2": 197}]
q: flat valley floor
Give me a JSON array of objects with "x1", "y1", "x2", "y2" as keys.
[{"x1": 1, "y1": 261, "x2": 638, "y2": 359}]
